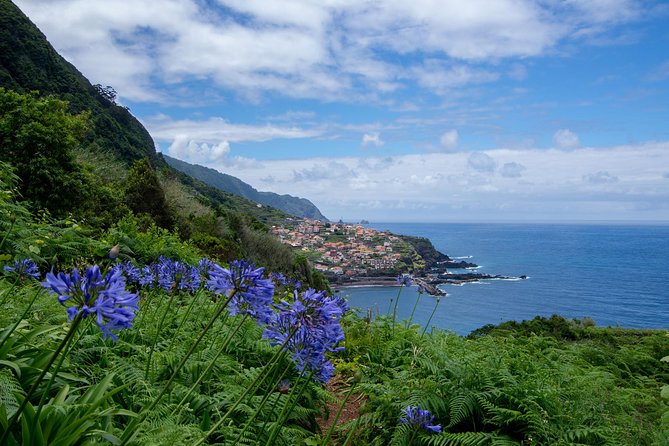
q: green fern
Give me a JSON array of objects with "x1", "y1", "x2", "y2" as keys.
[{"x1": 0, "y1": 368, "x2": 22, "y2": 419}]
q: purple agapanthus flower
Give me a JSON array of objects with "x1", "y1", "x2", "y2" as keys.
[
  {"x1": 198, "y1": 258, "x2": 217, "y2": 281},
  {"x1": 110, "y1": 261, "x2": 142, "y2": 286},
  {"x1": 396, "y1": 274, "x2": 413, "y2": 287},
  {"x1": 139, "y1": 263, "x2": 159, "y2": 288},
  {"x1": 42, "y1": 265, "x2": 139, "y2": 341},
  {"x1": 263, "y1": 288, "x2": 347, "y2": 383},
  {"x1": 3, "y1": 258, "x2": 40, "y2": 280},
  {"x1": 290, "y1": 278, "x2": 302, "y2": 290},
  {"x1": 156, "y1": 257, "x2": 200, "y2": 293},
  {"x1": 400, "y1": 406, "x2": 442, "y2": 434},
  {"x1": 270, "y1": 272, "x2": 288, "y2": 286},
  {"x1": 206, "y1": 260, "x2": 274, "y2": 324}
]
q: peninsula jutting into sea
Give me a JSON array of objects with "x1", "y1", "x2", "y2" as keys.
[{"x1": 271, "y1": 218, "x2": 525, "y2": 295}]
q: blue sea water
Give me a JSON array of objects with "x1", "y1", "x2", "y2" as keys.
[{"x1": 340, "y1": 222, "x2": 669, "y2": 336}]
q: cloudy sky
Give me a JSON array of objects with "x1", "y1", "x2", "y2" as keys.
[{"x1": 15, "y1": 0, "x2": 669, "y2": 222}]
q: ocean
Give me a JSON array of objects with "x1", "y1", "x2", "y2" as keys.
[{"x1": 340, "y1": 222, "x2": 669, "y2": 336}]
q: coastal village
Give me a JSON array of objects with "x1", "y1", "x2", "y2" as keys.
[
  {"x1": 270, "y1": 219, "x2": 416, "y2": 279},
  {"x1": 270, "y1": 218, "x2": 514, "y2": 295}
]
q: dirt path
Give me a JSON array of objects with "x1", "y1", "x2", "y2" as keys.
[{"x1": 316, "y1": 375, "x2": 365, "y2": 444}]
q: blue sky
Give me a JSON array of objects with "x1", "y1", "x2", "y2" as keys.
[{"x1": 15, "y1": 0, "x2": 669, "y2": 222}]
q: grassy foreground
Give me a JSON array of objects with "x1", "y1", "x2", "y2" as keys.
[{"x1": 0, "y1": 256, "x2": 667, "y2": 445}]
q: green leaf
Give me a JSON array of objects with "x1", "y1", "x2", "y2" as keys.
[{"x1": 661, "y1": 385, "x2": 669, "y2": 400}]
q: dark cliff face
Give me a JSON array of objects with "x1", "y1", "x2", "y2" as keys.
[
  {"x1": 163, "y1": 154, "x2": 328, "y2": 221},
  {"x1": 0, "y1": 0, "x2": 162, "y2": 167}
]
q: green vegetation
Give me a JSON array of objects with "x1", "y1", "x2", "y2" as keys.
[
  {"x1": 331, "y1": 307, "x2": 669, "y2": 445},
  {"x1": 0, "y1": 3, "x2": 667, "y2": 443},
  {"x1": 0, "y1": 0, "x2": 160, "y2": 165},
  {"x1": 164, "y1": 154, "x2": 328, "y2": 220}
]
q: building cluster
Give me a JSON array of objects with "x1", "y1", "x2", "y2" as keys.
[{"x1": 271, "y1": 219, "x2": 407, "y2": 276}]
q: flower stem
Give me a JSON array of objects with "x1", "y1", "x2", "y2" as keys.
[
  {"x1": 420, "y1": 297, "x2": 441, "y2": 337},
  {"x1": 0, "y1": 276, "x2": 19, "y2": 307},
  {"x1": 166, "y1": 287, "x2": 205, "y2": 354},
  {"x1": 194, "y1": 328, "x2": 299, "y2": 446},
  {"x1": 171, "y1": 313, "x2": 247, "y2": 418},
  {"x1": 120, "y1": 291, "x2": 237, "y2": 445},
  {"x1": 342, "y1": 414, "x2": 362, "y2": 446},
  {"x1": 144, "y1": 290, "x2": 178, "y2": 380},
  {"x1": 391, "y1": 284, "x2": 404, "y2": 333},
  {"x1": 264, "y1": 369, "x2": 316, "y2": 446},
  {"x1": 34, "y1": 317, "x2": 90, "y2": 426},
  {"x1": 407, "y1": 428, "x2": 419, "y2": 445},
  {"x1": 232, "y1": 354, "x2": 291, "y2": 444},
  {"x1": 407, "y1": 291, "x2": 422, "y2": 328}
]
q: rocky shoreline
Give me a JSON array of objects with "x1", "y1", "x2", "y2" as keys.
[
  {"x1": 335, "y1": 272, "x2": 527, "y2": 297},
  {"x1": 331, "y1": 231, "x2": 526, "y2": 296}
]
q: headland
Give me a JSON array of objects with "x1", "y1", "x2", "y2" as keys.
[{"x1": 271, "y1": 218, "x2": 525, "y2": 296}]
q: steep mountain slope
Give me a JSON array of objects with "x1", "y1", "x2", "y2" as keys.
[
  {"x1": 0, "y1": 0, "x2": 310, "y2": 225},
  {"x1": 0, "y1": 0, "x2": 160, "y2": 165},
  {"x1": 164, "y1": 154, "x2": 328, "y2": 221}
]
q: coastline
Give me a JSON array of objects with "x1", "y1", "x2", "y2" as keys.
[{"x1": 334, "y1": 277, "x2": 448, "y2": 296}]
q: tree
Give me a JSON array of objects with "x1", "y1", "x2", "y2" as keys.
[
  {"x1": 124, "y1": 158, "x2": 174, "y2": 229},
  {"x1": 93, "y1": 84, "x2": 117, "y2": 104},
  {"x1": 0, "y1": 88, "x2": 89, "y2": 215}
]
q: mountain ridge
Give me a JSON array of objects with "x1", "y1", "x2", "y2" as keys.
[
  {"x1": 0, "y1": 0, "x2": 324, "y2": 224},
  {"x1": 163, "y1": 154, "x2": 328, "y2": 221},
  {"x1": 0, "y1": 0, "x2": 161, "y2": 166}
]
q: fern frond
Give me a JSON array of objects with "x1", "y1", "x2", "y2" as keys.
[{"x1": 0, "y1": 368, "x2": 23, "y2": 419}]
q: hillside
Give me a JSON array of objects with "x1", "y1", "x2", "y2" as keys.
[
  {"x1": 0, "y1": 0, "x2": 160, "y2": 166},
  {"x1": 164, "y1": 154, "x2": 328, "y2": 220},
  {"x1": 0, "y1": 0, "x2": 334, "y2": 292},
  {"x1": 0, "y1": 0, "x2": 309, "y2": 226}
]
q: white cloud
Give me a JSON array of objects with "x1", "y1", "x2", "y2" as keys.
[
  {"x1": 553, "y1": 129, "x2": 580, "y2": 149},
  {"x1": 292, "y1": 162, "x2": 356, "y2": 182},
  {"x1": 411, "y1": 62, "x2": 499, "y2": 94},
  {"x1": 210, "y1": 141, "x2": 669, "y2": 221},
  {"x1": 467, "y1": 152, "x2": 497, "y2": 173},
  {"x1": 361, "y1": 132, "x2": 384, "y2": 148},
  {"x1": 583, "y1": 171, "x2": 619, "y2": 184},
  {"x1": 143, "y1": 115, "x2": 320, "y2": 144},
  {"x1": 500, "y1": 162, "x2": 527, "y2": 178},
  {"x1": 168, "y1": 135, "x2": 230, "y2": 164},
  {"x1": 14, "y1": 0, "x2": 648, "y2": 103},
  {"x1": 439, "y1": 130, "x2": 459, "y2": 151}
]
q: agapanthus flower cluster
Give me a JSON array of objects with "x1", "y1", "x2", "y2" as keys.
[
  {"x1": 396, "y1": 274, "x2": 413, "y2": 287},
  {"x1": 198, "y1": 258, "x2": 217, "y2": 281},
  {"x1": 110, "y1": 261, "x2": 142, "y2": 285},
  {"x1": 42, "y1": 265, "x2": 139, "y2": 341},
  {"x1": 156, "y1": 257, "x2": 201, "y2": 293},
  {"x1": 3, "y1": 258, "x2": 40, "y2": 280},
  {"x1": 290, "y1": 278, "x2": 302, "y2": 290},
  {"x1": 400, "y1": 405, "x2": 442, "y2": 434},
  {"x1": 130, "y1": 257, "x2": 201, "y2": 292},
  {"x1": 263, "y1": 288, "x2": 347, "y2": 383},
  {"x1": 270, "y1": 272, "x2": 288, "y2": 286},
  {"x1": 138, "y1": 262, "x2": 159, "y2": 288},
  {"x1": 207, "y1": 260, "x2": 274, "y2": 324}
]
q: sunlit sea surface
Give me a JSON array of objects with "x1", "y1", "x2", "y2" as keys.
[{"x1": 340, "y1": 222, "x2": 669, "y2": 336}]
